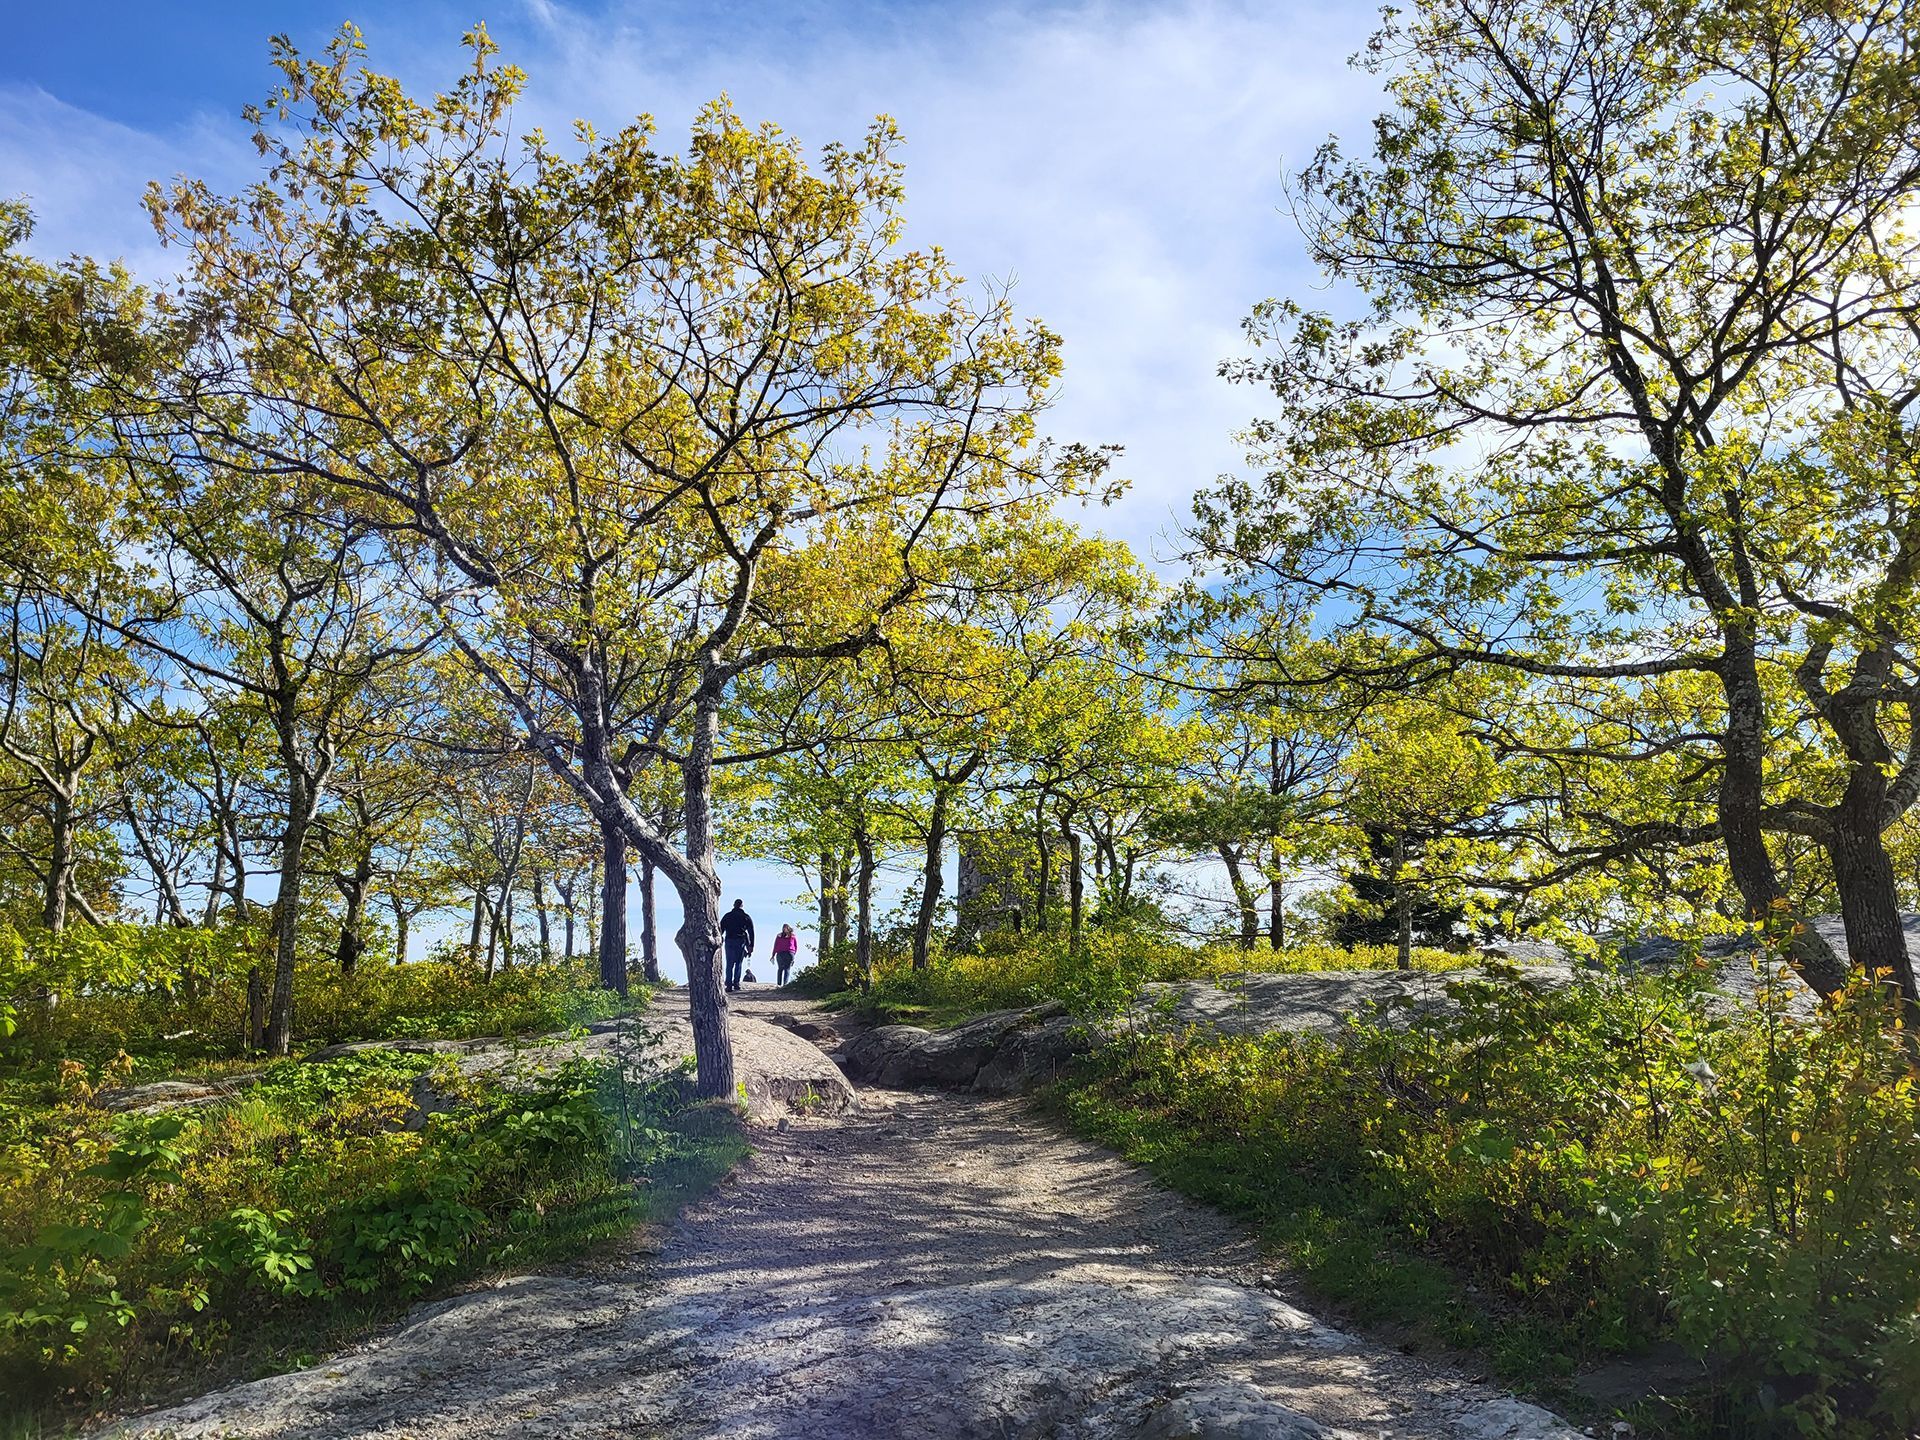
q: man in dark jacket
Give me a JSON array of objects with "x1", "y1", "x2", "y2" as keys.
[{"x1": 719, "y1": 899, "x2": 755, "y2": 993}]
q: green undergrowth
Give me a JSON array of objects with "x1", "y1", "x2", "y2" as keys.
[
  {"x1": 0, "y1": 1027, "x2": 741, "y2": 1436},
  {"x1": 810, "y1": 927, "x2": 1464, "y2": 1027},
  {"x1": 1049, "y1": 959, "x2": 1920, "y2": 1439},
  {"x1": 1, "y1": 922, "x2": 649, "y2": 1075}
]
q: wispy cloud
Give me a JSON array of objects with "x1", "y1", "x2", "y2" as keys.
[{"x1": 3, "y1": 0, "x2": 1383, "y2": 562}]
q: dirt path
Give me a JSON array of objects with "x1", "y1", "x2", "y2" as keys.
[{"x1": 111, "y1": 991, "x2": 1581, "y2": 1440}]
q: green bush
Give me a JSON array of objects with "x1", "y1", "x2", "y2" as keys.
[
  {"x1": 0, "y1": 1037, "x2": 701, "y2": 1422},
  {"x1": 1061, "y1": 958, "x2": 1920, "y2": 1437}
]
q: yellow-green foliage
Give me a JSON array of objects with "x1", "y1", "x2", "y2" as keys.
[
  {"x1": 1064, "y1": 961, "x2": 1920, "y2": 1438},
  {"x1": 1, "y1": 921, "x2": 637, "y2": 1068},
  {"x1": 814, "y1": 928, "x2": 1461, "y2": 1023}
]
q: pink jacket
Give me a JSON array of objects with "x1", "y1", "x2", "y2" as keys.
[{"x1": 773, "y1": 932, "x2": 798, "y2": 956}]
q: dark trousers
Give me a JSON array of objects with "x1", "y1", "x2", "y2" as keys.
[
  {"x1": 776, "y1": 957, "x2": 792, "y2": 985},
  {"x1": 725, "y1": 948, "x2": 747, "y2": 989}
]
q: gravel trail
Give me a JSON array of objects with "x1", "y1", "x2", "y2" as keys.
[{"x1": 109, "y1": 992, "x2": 1582, "y2": 1440}]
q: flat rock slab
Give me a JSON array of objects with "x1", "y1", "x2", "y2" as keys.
[
  {"x1": 844, "y1": 949, "x2": 1825, "y2": 1096},
  {"x1": 106, "y1": 1089, "x2": 1580, "y2": 1440},
  {"x1": 98, "y1": 1003, "x2": 852, "y2": 1124}
]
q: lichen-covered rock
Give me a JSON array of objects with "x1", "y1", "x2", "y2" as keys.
[
  {"x1": 96, "y1": 1076, "x2": 261, "y2": 1114},
  {"x1": 1134, "y1": 1381, "x2": 1326, "y2": 1440},
  {"x1": 97, "y1": 1010, "x2": 851, "y2": 1124},
  {"x1": 840, "y1": 1004, "x2": 1094, "y2": 1094},
  {"x1": 971, "y1": 1009, "x2": 1095, "y2": 1094}
]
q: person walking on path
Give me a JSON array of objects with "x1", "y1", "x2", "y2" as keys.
[
  {"x1": 773, "y1": 924, "x2": 799, "y2": 986},
  {"x1": 719, "y1": 899, "x2": 755, "y2": 993}
]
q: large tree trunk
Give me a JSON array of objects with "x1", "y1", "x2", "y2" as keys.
[
  {"x1": 668, "y1": 696, "x2": 733, "y2": 1099},
  {"x1": 1720, "y1": 633, "x2": 1851, "y2": 995},
  {"x1": 639, "y1": 854, "x2": 660, "y2": 983},
  {"x1": 855, "y1": 822, "x2": 876, "y2": 993},
  {"x1": 598, "y1": 816, "x2": 628, "y2": 995},
  {"x1": 1819, "y1": 661, "x2": 1920, "y2": 1025},
  {"x1": 1829, "y1": 813, "x2": 1919, "y2": 1024},
  {"x1": 912, "y1": 789, "x2": 949, "y2": 971}
]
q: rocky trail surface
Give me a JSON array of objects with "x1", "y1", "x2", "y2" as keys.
[{"x1": 108, "y1": 989, "x2": 1586, "y2": 1440}]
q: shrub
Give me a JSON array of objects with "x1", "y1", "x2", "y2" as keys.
[
  {"x1": 0, "y1": 1033, "x2": 698, "y2": 1421},
  {"x1": 1063, "y1": 958, "x2": 1920, "y2": 1437}
]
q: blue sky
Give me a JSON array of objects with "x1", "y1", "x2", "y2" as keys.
[{"x1": 4, "y1": 1, "x2": 1385, "y2": 974}]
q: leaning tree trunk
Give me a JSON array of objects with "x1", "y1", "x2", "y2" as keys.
[
  {"x1": 1829, "y1": 812, "x2": 1919, "y2": 1025},
  {"x1": 1805, "y1": 651, "x2": 1920, "y2": 1026},
  {"x1": 334, "y1": 854, "x2": 372, "y2": 975},
  {"x1": 1219, "y1": 844, "x2": 1259, "y2": 950},
  {"x1": 391, "y1": 894, "x2": 409, "y2": 966},
  {"x1": 912, "y1": 789, "x2": 950, "y2": 972},
  {"x1": 598, "y1": 816, "x2": 629, "y2": 996},
  {"x1": 639, "y1": 855, "x2": 661, "y2": 983}
]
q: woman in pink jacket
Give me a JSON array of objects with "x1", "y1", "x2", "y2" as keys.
[{"x1": 773, "y1": 924, "x2": 799, "y2": 986}]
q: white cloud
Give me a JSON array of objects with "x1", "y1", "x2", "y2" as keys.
[{"x1": 500, "y1": 0, "x2": 1383, "y2": 561}]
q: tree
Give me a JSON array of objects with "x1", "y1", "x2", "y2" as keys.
[
  {"x1": 1341, "y1": 709, "x2": 1503, "y2": 967},
  {"x1": 145, "y1": 29, "x2": 1102, "y2": 1093},
  {"x1": 0, "y1": 203, "x2": 148, "y2": 932},
  {"x1": 1201, "y1": 0, "x2": 1920, "y2": 1018},
  {"x1": 105, "y1": 464, "x2": 428, "y2": 1053}
]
